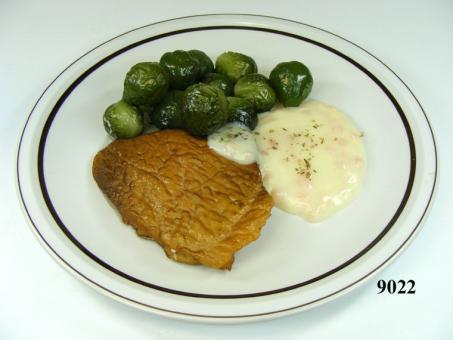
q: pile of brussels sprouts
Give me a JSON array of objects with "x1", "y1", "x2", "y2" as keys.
[{"x1": 103, "y1": 50, "x2": 313, "y2": 139}]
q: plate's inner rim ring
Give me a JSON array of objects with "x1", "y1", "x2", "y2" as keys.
[{"x1": 34, "y1": 25, "x2": 417, "y2": 299}]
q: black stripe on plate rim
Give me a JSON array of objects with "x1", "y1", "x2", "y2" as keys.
[{"x1": 36, "y1": 25, "x2": 416, "y2": 299}]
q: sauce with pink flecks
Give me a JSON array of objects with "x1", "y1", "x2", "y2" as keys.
[{"x1": 254, "y1": 100, "x2": 366, "y2": 222}]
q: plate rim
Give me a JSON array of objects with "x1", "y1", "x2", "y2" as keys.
[{"x1": 16, "y1": 13, "x2": 438, "y2": 321}]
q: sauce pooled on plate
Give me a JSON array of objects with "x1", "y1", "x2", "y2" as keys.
[{"x1": 209, "y1": 100, "x2": 366, "y2": 222}]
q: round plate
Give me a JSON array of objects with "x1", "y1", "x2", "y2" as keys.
[{"x1": 17, "y1": 14, "x2": 437, "y2": 322}]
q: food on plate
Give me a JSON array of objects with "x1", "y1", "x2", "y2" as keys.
[
  {"x1": 96, "y1": 49, "x2": 367, "y2": 270},
  {"x1": 92, "y1": 129, "x2": 273, "y2": 269},
  {"x1": 226, "y1": 96, "x2": 257, "y2": 130},
  {"x1": 122, "y1": 62, "x2": 170, "y2": 106},
  {"x1": 159, "y1": 50, "x2": 200, "y2": 90},
  {"x1": 208, "y1": 123, "x2": 258, "y2": 165},
  {"x1": 202, "y1": 72, "x2": 234, "y2": 96},
  {"x1": 187, "y1": 49, "x2": 214, "y2": 79},
  {"x1": 269, "y1": 61, "x2": 313, "y2": 107},
  {"x1": 215, "y1": 51, "x2": 258, "y2": 83},
  {"x1": 234, "y1": 74, "x2": 277, "y2": 112},
  {"x1": 150, "y1": 90, "x2": 185, "y2": 129},
  {"x1": 182, "y1": 83, "x2": 228, "y2": 136},
  {"x1": 254, "y1": 101, "x2": 366, "y2": 222},
  {"x1": 107, "y1": 50, "x2": 314, "y2": 140},
  {"x1": 103, "y1": 100, "x2": 144, "y2": 139}
]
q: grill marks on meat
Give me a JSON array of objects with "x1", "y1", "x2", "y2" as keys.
[{"x1": 92, "y1": 130, "x2": 273, "y2": 269}]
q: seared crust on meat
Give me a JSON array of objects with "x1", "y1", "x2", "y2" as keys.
[{"x1": 92, "y1": 130, "x2": 272, "y2": 269}]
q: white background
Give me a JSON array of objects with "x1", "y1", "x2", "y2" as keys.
[{"x1": 1, "y1": 0, "x2": 452, "y2": 339}]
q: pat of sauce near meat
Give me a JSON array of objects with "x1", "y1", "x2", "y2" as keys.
[{"x1": 208, "y1": 123, "x2": 258, "y2": 165}]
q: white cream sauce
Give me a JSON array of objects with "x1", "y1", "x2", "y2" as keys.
[
  {"x1": 208, "y1": 100, "x2": 366, "y2": 222},
  {"x1": 208, "y1": 123, "x2": 258, "y2": 165},
  {"x1": 255, "y1": 101, "x2": 366, "y2": 222}
]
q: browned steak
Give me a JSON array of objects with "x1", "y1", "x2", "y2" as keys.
[{"x1": 92, "y1": 129, "x2": 273, "y2": 269}]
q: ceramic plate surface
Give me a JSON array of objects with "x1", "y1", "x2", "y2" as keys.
[{"x1": 17, "y1": 14, "x2": 437, "y2": 322}]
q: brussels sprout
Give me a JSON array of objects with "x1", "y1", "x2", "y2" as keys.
[
  {"x1": 215, "y1": 51, "x2": 257, "y2": 83},
  {"x1": 159, "y1": 50, "x2": 200, "y2": 90},
  {"x1": 234, "y1": 74, "x2": 277, "y2": 113},
  {"x1": 188, "y1": 50, "x2": 214, "y2": 79},
  {"x1": 182, "y1": 83, "x2": 228, "y2": 136},
  {"x1": 226, "y1": 97, "x2": 257, "y2": 130},
  {"x1": 202, "y1": 73, "x2": 234, "y2": 96},
  {"x1": 150, "y1": 90, "x2": 185, "y2": 129},
  {"x1": 103, "y1": 100, "x2": 144, "y2": 139},
  {"x1": 122, "y1": 62, "x2": 170, "y2": 107},
  {"x1": 269, "y1": 61, "x2": 313, "y2": 107}
]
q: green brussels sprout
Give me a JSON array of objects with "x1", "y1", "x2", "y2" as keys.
[
  {"x1": 150, "y1": 90, "x2": 185, "y2": 129},
  {"x1": 182, "y1": 83, "x2": 228, "y2": 136},
  {"x1": 187, "y1": 50, "x2": 214, "y2": 79},
  {"x1": 122, "y1": 62, "x2": 170, "y2": 107},
  {"x1": 269, "y1": 61, "x2": 313, "y2": 107},
  {"x1": 159, "y1": 50, "x2": 200, "y2": 90},
  {"x1": 202, "y1": 73, "x2": 234, "y2": 96},
  {"x1": 226, "y1": 97, "x2": 257, "y2": 130},
  {"x1": 215, "y1": 51, "x2": 257, "y2": 83},
  {"x1": 103, "y1": 100, "x2": 144, "y2": 139},
  {"x1": 234, "y1": 74, "x2": 277, "y2": 113}
]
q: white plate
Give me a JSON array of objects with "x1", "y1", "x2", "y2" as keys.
[{"x1": 17, "y1": 14, "x2": 437, "y2": 322}]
